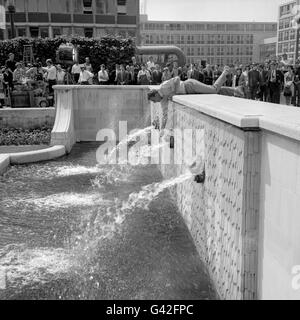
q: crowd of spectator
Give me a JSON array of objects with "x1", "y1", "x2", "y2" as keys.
[{"x1": 1, "y1": 52, "x2": 300, "y2": 108}]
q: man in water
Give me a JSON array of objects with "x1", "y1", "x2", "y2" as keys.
[{"x1": 148, "y1": 66, "x2": 244, "y2": 130}]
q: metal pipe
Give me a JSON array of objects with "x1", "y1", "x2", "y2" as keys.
[{"x1": 7, "y1": 4, "x2": 15, "y2": 39}]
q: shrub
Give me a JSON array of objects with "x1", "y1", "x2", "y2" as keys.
[
  {"x1": 0, "y1": 126, "x2": 52, "y2": 146},
  {"x1": 0, "y1": 36, "x2": 136, "y2": 73}
]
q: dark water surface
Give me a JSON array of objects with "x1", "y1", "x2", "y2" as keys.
[{"x1": 0, "y1": 143, "x2": 215, "y2": 300}]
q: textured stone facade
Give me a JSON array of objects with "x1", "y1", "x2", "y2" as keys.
[{"x1": 151, "y1": 100, "x2": 261, "y2": 300}]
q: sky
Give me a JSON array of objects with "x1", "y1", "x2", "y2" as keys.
[{"x1": 142, "y1": 0, "x2": 292, "y2": 22}]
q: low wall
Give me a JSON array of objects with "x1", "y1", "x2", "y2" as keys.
[
  {"x1": 258, "y1": 131, "x2": 300, "y2": 300},
  {"x1": 151, "y1": 94, "x2": 300, "y2": 300},
  {"x1": 0, "y1": 108, "x2": 55, "y2": 129},
  {"x1": 51, "y1": 85, "x2": 150, "y2": 151}
]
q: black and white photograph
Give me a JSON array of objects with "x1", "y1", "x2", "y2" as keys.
[{"x1": 0, "y1": 0, "x2": 299, "y2": 306}]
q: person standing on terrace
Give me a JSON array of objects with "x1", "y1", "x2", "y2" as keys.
[
  {"x1": 78, "y1": 65, "x2": 93, "y2": 85},
  {"x1": 98, "y1": 64, "x2": 109, "y2": 85},
  {"x1": 84, "y1": 57, "x2": 93, "y2": 73},
  {"x1": 42, "y1": 59, "x2": 57, "y2": 94},
  {"x1": 137, "y1": 64, "x2": 151, "y2": 85},
  {"x1": 71, "y1": 61, "x2": 81, "y2": 84}
]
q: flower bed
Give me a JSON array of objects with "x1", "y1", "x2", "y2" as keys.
[{"x1": 0, "y1": 126, "x2": 51, "y2": 146}]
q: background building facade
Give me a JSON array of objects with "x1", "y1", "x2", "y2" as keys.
[
  {"x1": 140, "y1": 16, "x2": 277, "y2": 65},
  {"x1": 259, "y1": 36, "x2": 277, "y2": 62},
  {"x1": 0, "y1": 0, "x2": 140, "y2": 41},
  {"x1": 277, "y1": 0, "x2": 300, "y2": 63}
]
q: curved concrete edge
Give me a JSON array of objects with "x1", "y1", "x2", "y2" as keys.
[
  {"x1": 51, "y1": 88, "x2": 76, "y2": 153},
  {"x1": 0, "y1": 154, "x2": 10, "y2": 175},
  {"x1": 9, "y1": 145, "x2": 66, "y2": 165},
  {"x1": 0, "y1": 145, "x2": 66, "y2": 175}
]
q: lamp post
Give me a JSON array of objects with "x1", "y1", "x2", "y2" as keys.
[{"x1": 7, "y1": 4, "x2": 15, "y2": 39}]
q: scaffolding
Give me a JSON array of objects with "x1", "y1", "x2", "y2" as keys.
[{"x1": 23, "y1": 45, "x2": 35, "y2": 65}]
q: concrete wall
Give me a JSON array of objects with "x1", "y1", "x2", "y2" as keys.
[
  {"x1": 258, "y1": 131, "x2": 300, "y2": 300},
  {"x1": 151, "y1": 98, "x2": 260, "y2": 300},
  {"x1": 52, "y1": 85, "x2": 150, "y2": 147},
  {"x1": 0, "y1": 108, "x2": 55, "y2": 129},
  {"x1": 151, "y1": 94, "x2": 300, "y2": 300}
]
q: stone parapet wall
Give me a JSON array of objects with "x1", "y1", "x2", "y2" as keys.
[{"x1": 152, "y1": 100, "x2": 260, "y2": 300}]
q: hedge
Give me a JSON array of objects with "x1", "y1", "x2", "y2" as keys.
[
  {"x1": 0, "y1": 36, "x2": 136, "y2": 73},
  {"x1": 0, "y1": 126, "x2": 51, "y2": 146}
]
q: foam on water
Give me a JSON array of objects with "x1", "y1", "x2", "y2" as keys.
[
  {"x1": 0, "y1": 245, "x2": 74, "y2": 289},
  {"x1": 19, "y1": 193, "x2": 103, "y2": 209},
  {"x1": 55, "y1": 165, "x2": 105, "y2": 177}
]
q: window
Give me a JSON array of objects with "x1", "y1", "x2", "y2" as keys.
[
  {"x1": 40, "y1": 27, "x2": 49, "y2": 38},
  {"x1": 50, "y1": 0, "x2": 70, "y2": 13},
  {"x1": 279, "y1": 20, "x2": 284, "y2": 30},
  {"x1": 53, "y1": 27, "x2": 62, "y2": 37},
  {"x1": 290, "y1": 29, "x2": 296, "y2": 40},
  {"x1": 15, "y1": 0, "x2": 26, "y2": 12},
  {"x1": 284, "y1": 30, "x2": 289, "y2": 41},
  {"x1": 83, "y1": 0, "x2": 93, "y2": 14},
  {"x1": 226, "y1": 24, "x2": 243, "y2": 31},
  {"x1": 27, "y1": 0, "x2": 48, "y2": 12},
  {"x1": 207, "y1": 24, "x2": 218, "y2": 31},
  {"x1": 284, "y1": 18, "x2": 291, "y2": 29},
  {"x1": 30, "y1": 27, "x2": 39, "y2": 38},
  {"x1": 74, "y1": 0, "x2": 83, "y2": 13},
  {"x1": 187, "y1": 35, "x2": 195, "y2": 44},
  {"x1": 265, "y1": 24, "x2": 277, "y2": 32},
  {"x1": 96, "y1": 0, "x2": 106, "y2": 14},
  {"x1": 74, "y1": 27, "x2": 85, "y2": 36},
  {"x1": 63, "y1": 27, "x2": 72, "y2": 36},
  {"x1": 17, "y1": 28, "x2": 26, "y2": 37},
  {"x1": 117, "y1": 0, "x2": 127, "y2": 15},
  {"x1": 84, "y1": 27, "x2": 93, "y2": 38}
]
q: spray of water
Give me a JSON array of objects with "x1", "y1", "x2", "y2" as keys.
[{"x1": 107, "y1": 125, "x2": 154, "y2": 163}]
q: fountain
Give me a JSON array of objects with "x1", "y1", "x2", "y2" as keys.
[{"x1": 0, "y1": 141, "x2": 215, "y2": 300}]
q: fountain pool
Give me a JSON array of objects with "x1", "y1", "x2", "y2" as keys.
[{"x1": 0, "y1": 143, "x2": 216, "y2": 300}]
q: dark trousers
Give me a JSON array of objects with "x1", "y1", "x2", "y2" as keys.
[
  {"x1": 73, "y1": 73, "x2": 80, "y2": 84},
  {"x1": 259, "y1": 84, "x2": 270, "y2": 102},
  {"x1": 294, "y1": 82, "x2": 300, "y2": 106},
  {"x1": 48, "y1": 79, "x2": 57, "y2": 94},
  {"x1": 249, "y1": 86, "x2": 259, "y2": 100},
  {"x1": 269, "y1": 83, "x2": 281, "y2": 104}
]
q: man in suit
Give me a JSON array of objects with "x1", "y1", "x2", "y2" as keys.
[
  {"x1": 151, "y1": 64, "x2": 162, "y2": 85},
  {"x1": 248, "y1": 63, "x2": 261, "y2": 100},
  {"x1": 269, "y1": 62, "x2": 284, "y2": 104},
  {"x1": 187, "y1": 63, "x2": 200, "y2": 81},
  {"x1": 259, "y1": 64, "x2": 271, "y2": 102},
  {"x1": 203, "y1": 64, "x2": 214, "y2": 85},
  {"x1": 116, "y1": 64, "x2": 128, "y2": 85}
]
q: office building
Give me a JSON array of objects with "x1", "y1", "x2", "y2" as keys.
[
  {"x1": 0, "y1": 0, "x2": 140, "y2": 41},
  {"x1": 277, "y1": 0, "x2": 300, "y2": 63},
  {"x1": 140, "y1": 16, "x2": 277, "y2": 65},
  {"x1": 259, "y1": 36, "x2": 277, "y2": 62}
]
